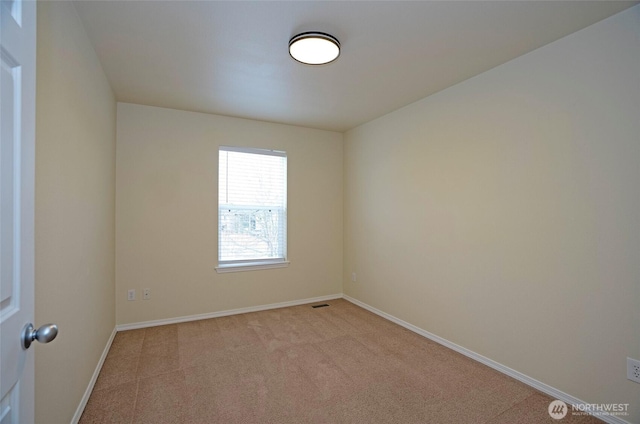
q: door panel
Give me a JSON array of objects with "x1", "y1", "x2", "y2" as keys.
[{"x1": 0, "y1": 0, "x2": 36, "y2": 422}]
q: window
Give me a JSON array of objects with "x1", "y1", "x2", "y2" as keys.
[{"x1": 216, "y1": 146, "x2": 288, "y2": 272}]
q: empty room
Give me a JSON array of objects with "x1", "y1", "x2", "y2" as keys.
[{"x1": 1, "y1": 1, "x2": 639, "y2": 423}]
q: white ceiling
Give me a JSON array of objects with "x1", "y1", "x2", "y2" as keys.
[{"x1": 73, "y1": 1, "x2": 637, "y2": 132}]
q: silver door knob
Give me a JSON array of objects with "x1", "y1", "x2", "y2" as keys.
[{"x1": 21, "y1": 323, "x2": 58, "y2": 350}]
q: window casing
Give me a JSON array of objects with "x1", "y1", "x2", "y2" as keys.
[{"x1": 216, "y1": 146, "x2": 288, "y2": 272}]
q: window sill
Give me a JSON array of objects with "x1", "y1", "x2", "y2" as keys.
[{"x1": 215, "y1": 261, "x2": 290, "y2": 274}]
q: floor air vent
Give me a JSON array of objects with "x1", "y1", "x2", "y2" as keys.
[{"x1": 312, "y1": 304, "x2": 330, "y2": 308}]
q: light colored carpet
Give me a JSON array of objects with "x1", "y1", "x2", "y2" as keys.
[{"x1": 80, "y1": 299, "x2": 602, "y2": 423}]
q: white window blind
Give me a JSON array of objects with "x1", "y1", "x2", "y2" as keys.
[{"x1": 218, "y1": 146, "x2": 287, "y2": 269}]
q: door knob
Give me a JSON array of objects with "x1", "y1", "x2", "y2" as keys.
[{"x1": 22, "y1": 323, "x2": 58, "y2": 350}]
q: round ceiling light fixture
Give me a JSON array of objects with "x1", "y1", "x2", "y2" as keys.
[{"x1": 289, "y1": 32, "x2": 340, "y2": 65}]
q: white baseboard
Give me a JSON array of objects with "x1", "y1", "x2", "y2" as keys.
[
  {"x1": 342, "y1": 295, "x2": 632, "y2": 424},
  {"x1": 71, "y1": 327, "x2": 117, "y2": 424},
  {"x1": 116, "y1": 293, "x2": 343, "y2": 331}
]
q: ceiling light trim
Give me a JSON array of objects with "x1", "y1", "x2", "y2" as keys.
[{"x1": 289, "y1": 31, "x2": 341, "y2": 65}]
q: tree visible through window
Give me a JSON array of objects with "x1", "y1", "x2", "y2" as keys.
[{"x1": 218, "y1": 147, "x2": 287, "y2": 268}]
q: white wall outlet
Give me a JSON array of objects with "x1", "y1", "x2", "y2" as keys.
[
  {"x1": 628, "y1": 357, "x2": 640, "y2": 383},
  {"x1": 143, "y1": 288, "x2": 151, "y2": 300},
  {"x1": 351, "y1": 272, "x2": 357, "y2": 282},
  {"x1": 127, "y1": 289, "x2": 136, "y2": 301}
]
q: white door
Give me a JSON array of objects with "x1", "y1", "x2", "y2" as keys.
[{"x1": 0, "y1": 0, "x2": 37, "y2": 422}]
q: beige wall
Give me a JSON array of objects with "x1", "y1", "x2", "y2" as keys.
[
  {"x1": 115, "y1": 103, "x2": 343, "y2": 325},
  {"x1": 344, "y1": 6, "x2": 640, "y2": 421},
  {"x1": 35, "y1": 2, "x2": 116, "y2": 423}
]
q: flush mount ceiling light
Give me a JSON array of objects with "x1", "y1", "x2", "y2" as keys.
[{"x1": 289, "y1": 32, "x2": 340, "y2": 65}]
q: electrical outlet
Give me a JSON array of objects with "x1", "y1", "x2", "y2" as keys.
[
  {"x1": 628, "y1": 357, "x2": 640, "y2": 383},
  {"x1": 143, "y1": 288, "x2": 151, "y2": 300},
  {"x1": 127, "y1": 289, "x2": 136, "y2": 301},
  {"x1": 351, "y1": 272, "x2": 357, "y2": 282}
]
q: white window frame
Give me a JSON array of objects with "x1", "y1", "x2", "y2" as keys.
[{"x1": 215, "y1": 146, "x2": 289, "y2": 273}]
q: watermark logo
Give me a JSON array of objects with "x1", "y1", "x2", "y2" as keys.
[
  {"x1": 548, "y1": 400, "x2": 568, "y2": 420},
  {"x1": 548, "y1": 400, "x2": 629, "y2": 419}
]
